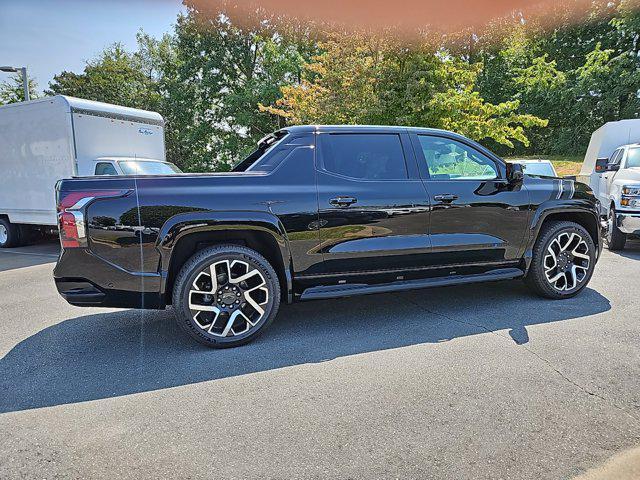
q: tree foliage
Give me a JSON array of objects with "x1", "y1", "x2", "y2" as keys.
[
  {"x1": 47, "y1": 43, "x2": 161, "y2": 110},
  {"x1": 0, "y1": 73, "x2": 38, "y2": 105},
  {"x1": 262, "y1": 35, "x2": 547, "y2": 148},
  {"x1": 156, "y1": 5, "x2": 316, "y2": 171},
  {"x1": 44, "y1": 0, "x2": 640, "y2": 170}
]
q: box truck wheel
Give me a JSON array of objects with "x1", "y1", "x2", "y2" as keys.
[{"x1": 0, "y1": 218, "x2": 21, "y2": 248}]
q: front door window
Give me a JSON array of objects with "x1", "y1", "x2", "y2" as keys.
[{"x1": 417, "y1": 136, "x2": 498, "y2": 180}]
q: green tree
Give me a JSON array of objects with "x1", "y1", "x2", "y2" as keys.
[
  {"x1": 0, "y1": 73, "x2": 38, "y2": 104},
  {"x1": 47, "y1": 42, "x2": 159, "y2": 110},
  {"x1": 263, "y1": 34, "x2": 547, "y2": 148},
  {"x1": 159, "y1": 4, "x2": 314, "y2": 171}
]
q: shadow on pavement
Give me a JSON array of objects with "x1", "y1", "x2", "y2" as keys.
[
  {"x1": 0, "y1": 281, "x2": 610, "y2": 413},
  {"x1": 0, "y1": 240, "x2": 59, "y2": 273}
]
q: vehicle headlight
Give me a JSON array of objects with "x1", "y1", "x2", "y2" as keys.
[
  {"x1": 621, "y1": 197, "x2": 640, "y2": 208},
  {"x1": 622, "y1": 185, "x2": 640, "y2": 196}
]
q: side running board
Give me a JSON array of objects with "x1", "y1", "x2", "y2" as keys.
[{"x1": 299, "y1": 268, "x2": 525, "y2": 301}]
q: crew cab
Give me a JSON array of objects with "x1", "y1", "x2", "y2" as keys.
[
  {"x1": 54, "y1": 126, "x2": 602, "y2": 348},
  {"x1": 594, "y1": 143, "x2": 640, "y2": 250}
]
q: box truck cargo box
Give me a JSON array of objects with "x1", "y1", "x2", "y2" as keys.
[{"x1": 0, "y1": 95, "x2": 179, "y2": 247}]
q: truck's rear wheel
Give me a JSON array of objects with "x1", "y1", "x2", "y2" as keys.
[
  {"x1": 605, "y1": 206, "x2": 626, "y2": 251},
  {"x1": 525, "y1": 221, "x2": 596, "y2": 299},
  {"x1": 172, "y1": 245, "x2": 281, "y2": 348},
  {"x1": 0, "y1": 218, "x2": 21, "y2": 248}
]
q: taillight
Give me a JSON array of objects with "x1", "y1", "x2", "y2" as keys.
[{"x1": 56, "y1": 190, "x2": 125, "y2": 248}]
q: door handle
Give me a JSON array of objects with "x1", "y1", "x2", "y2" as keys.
[
  {"x1": 433, "y1": 194, "x2": 458, "y2": 203},
  {"x1": 330, "y1": 196, "x2": 357, "y2": 207}
]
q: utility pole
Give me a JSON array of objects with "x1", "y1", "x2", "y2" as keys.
[{"x1": 0, "y1": 65, "x2": 30, "y2": 101}]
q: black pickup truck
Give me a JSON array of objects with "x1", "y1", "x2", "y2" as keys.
[{"x1": 54, "y1": 125, "x2": 601, "y2": 347}]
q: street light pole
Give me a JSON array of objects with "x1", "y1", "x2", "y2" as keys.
[
  {"x1": 20, "y1": 67, "x2": 29, "y2": 102},
  {"x1": 0, "y1": 65, "x2": 30, "y2": 101}
]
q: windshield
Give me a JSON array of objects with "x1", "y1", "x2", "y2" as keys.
[
  {"x1": 627, "y1": 147, "x2": 640, "y2": 168},
  {"x1": 118, "y1": 160, "x2": 182, "y2": 175},
  {"x1": 521, "y1": 162, "x2": 556, "y2": 177}
]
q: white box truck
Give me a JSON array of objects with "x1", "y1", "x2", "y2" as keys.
[
  {"x1": 578, "y1": 119, "x2": 640, "y2": 192},
  {"x1": 0, "y1": 95, "x2": 180, "y2": 247},
  {"x1": 579, "y1": 119, "x2": 640, "y2": 250}
]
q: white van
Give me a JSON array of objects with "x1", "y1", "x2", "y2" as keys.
[
  {"x1": 579, "y1": 120, "x2": 640, "y2": 250},
  {"x1": 0, "y1": 95, "x2": 180, "y2": 247}
]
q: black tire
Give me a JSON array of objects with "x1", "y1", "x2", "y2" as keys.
[
  {"x1": 0, "y1": 218, "x2": 22, "y2": 248},
  {"x1": 525, "y1": 220, "x2": 596, "y2": 299},
  {"x1": 172, "y1": 244, "x2": 281, "y2": 348},
  {"x1": 605, "y1": 206, "x2": 626, "y2": 251}
]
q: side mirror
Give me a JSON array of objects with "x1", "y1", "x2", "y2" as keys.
[
  {"x1": 595, "y1": 158, "x2": 609, "y2": 173},
  {"x1": 506, "y1": 162, "x2": 524, "y2": 184}
]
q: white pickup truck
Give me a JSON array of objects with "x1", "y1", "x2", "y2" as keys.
[
  {"x1": 579, "y1": 119, "x2": 640, "y2": 250},
  {"x1": 594, "y1": 144, "x2": 640, "y2": 250}
]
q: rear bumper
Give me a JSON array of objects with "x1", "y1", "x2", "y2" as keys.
[
  {"x1": 54, "y1": 248, "x2": 165, "y2": 309},
  {"x1": 56, "y1": 280, "x2": 106, "y2": 305},
  {"x1": 616, "y1": 212, "x2": 640, "y2": 235}
]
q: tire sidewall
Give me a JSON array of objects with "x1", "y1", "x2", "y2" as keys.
[
  {"x1": 606, "y1": 207, "x2": 626, "y2": 250},
  {"x1": 174, "y1": 246, "x2": 280, "y2": 347},
  {"x1": 531, "y1": 223, "x2": 596, "y2": 299},
  {"x1": 0, "y1": 218, "x2": 18, "y2": 248}
]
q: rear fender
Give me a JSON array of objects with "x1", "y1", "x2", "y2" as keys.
[{"x1": 157, "y1": 210, "x2": 293, "y2": 302}]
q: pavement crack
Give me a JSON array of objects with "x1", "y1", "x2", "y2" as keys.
[{"x1": 402, "y1": 295, "x2": 640, "y2": 424}]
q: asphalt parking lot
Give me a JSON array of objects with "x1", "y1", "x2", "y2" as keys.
[{"x1": 1, "y1": 239, "x2": 639, "y2": 479}]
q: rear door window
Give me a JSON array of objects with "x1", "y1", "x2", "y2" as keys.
[{"x1": 319, "y1": 133, "x2": 408, "y2": 180}]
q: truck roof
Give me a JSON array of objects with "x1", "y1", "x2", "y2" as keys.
[
  {"x1": 0, "y1": 95, "x2": 164, "y2": 125},
  {"x1": 283, "y1": 125, "x2": 458, "y2": 136}
]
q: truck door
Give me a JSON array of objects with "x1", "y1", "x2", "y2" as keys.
[
  {"x1": 599, "y1": 148, "x2": 623, "y2": 206},
  {"x1": 315, "y1": 131, "x2": 431, "y2": 274},
  {"x1": 412, "y1": 133, "x2": 530, "y2": 266}
]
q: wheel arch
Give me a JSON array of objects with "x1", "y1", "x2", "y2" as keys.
[
  {"x1": 158, "y1": 211, "x2": 293, "y2": 304},
  {"x1": 524, "y1": 205, "x2": 601, "y2": 273}
]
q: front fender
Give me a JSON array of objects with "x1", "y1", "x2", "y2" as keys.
[{"x1": 523, "y1": 200, "x2": 601, "y2": 273}]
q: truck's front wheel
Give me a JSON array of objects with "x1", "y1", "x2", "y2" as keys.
[
  {"x1": 172, "y1": 245, "x2": 281, "y2": 348},
  {"x1": 525, "y1": 221, "x2": 596, "y2": 299},
  {"x1": 0, "y1": 218, "x2": 21, "y2": 248}
]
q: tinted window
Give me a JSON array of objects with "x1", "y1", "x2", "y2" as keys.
[
  {"x1": 320, "y1": 134, "x2": 407, "y2": 180},
  {"x1": 247, "y1": 134, "x2": 313, "y2": 172},
  {"x1": 418, "y1": 136, "x2": 498, "y2": 180},
  {"x1": 95, "y1": 162, "x2": 117, "y2": 175}
]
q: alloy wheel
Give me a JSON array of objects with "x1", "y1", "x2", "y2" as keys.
[
  {"x1": 188, "y1": 259, "x2": 269, "y2": 337},
  {"x1": 0, "y1": 224, "x2": 7, "y2": 245},
  {"x1": 543, "y1": 231, "x2": 591, "y2": 291}
]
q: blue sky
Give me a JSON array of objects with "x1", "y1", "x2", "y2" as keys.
[{"x1": 0, "y1": 0, "x2": 186, "y2": 93}]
